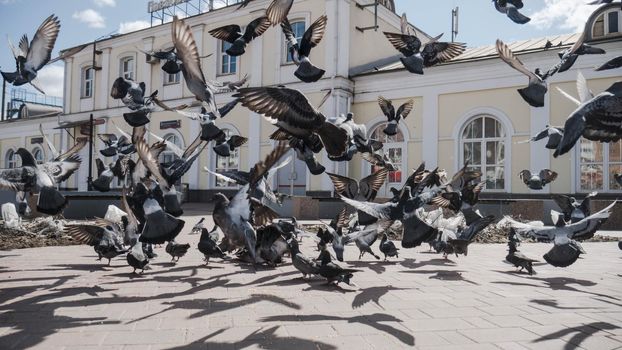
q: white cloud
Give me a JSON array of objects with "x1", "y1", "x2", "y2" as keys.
[
  {"x1": 94, "y1": 0, "x2": 115, "y2": 7},
  {"x1": 529, "y1": 0, "x2": 595, "y2": 32},
  {"x1": 118, "y1": 20, "x2": 150, "y2": 34},
  {"x1": 72, "y1": 9, "x2": 106, "y2": 28},
  {"x1": 37, "y1": 64, "x2": 64, "y2": 98}
]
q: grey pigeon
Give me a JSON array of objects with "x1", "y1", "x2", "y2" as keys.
[
  {"x1": 496, "y1": 39, "x2": 548, "y2": 107},
  {"x1": 282, "y1": 15, "x2": 327, "y2": 82},
  {"x1": 198, "y1": 227, "x2": 225, "y2": 264},
  {"x1": 519, "y1": 126, "x2": 564, "y2": 150},
  {"x1": 165, "y1": 240, "x2": 191, "y2": 262},
  {"x1": 377, "y1": 96, "x2": 414, "y2": 136},
  {"x1": 127, "y1": 241, "x2": 149, "y2": 274},
  {"x1": 493, "y1": 0, "x2": 530, "y2": 24},
  {"x1": 317, "y1": 249, "x2": 361, "y2": 285},
  {"x1": 287, "y1": 238, "x2": 319, "y2": 279},
  {"x1": 379, "y1": 233, "x2": 399, "y2": 260},
  {"x1": 505, "y1": 229, "x2": 538, "y2": 275},
  {"x1": 551, "y1": 191, "x2": 597, "y2": 224},
  {"x1": 209, "y1": 16, "x2": 270, "y2": 56},
  {"x1": 64, "y1": 219, "x2": 126, "y2": 265},
  {"x1": 595, "y1": 56, "x2": 622, "y2": 71},
  {"x1": 519, "y1": 169, "x2": 558, "y2": 190}
]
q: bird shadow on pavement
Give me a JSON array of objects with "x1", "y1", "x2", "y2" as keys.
[
  {"x1": 532, "y1": 322, "x2": 620, "y2": 350},
  {"x1": 259, "y1": 313, "x2": 415, "y2": 346},
  {"x1": 492, "y1": 274, "x2": 619, "y2": 300},
  {"x1": 351, "y1": 285, "x2": 409, "y2": 309},
  {"x1": 346, "y1": 260, "x2": 394, "y2": 274},
  {"x1": 399, "y1": 257, "x2": 457, "y2": 269}
]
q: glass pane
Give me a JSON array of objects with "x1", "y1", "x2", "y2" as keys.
[
  {"x1": 485, "y1": 117, "x2": 498, "y2": 138},
  {"x1": 580, "y1": 164, "x2": 603, "y2": 191},
  {"x1": 472, "y1": 118, "x2": 482, "y2": 138},
  {"x1": 472, "y1": 142, "x2": 481, "y2": 166},
  {"x1": 579, "y1": 139, "x2": 603, "y2": 163},
  {"x1": 486, "y1": 166, "x2": 504, "y2": 190},
  {"x1": 610, "y1": 164, "x2": 622, "y2": 190},
  {"x1": 463, "y1": 122, "x2": 473, "y2": 139},
  {"x1": 608, "y1": 11, "x2": 619, "y2": 34},
  {"x1": 593, "y1": 15, "x2": 605, "y2": 37},
  {"x1": 486, "y1": 141, "x2": 496, "y2": 165},
  {"x1": 610, "y1": 141, "x2": 622, "y2": 163}
]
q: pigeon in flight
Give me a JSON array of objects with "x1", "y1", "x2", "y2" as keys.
[
  {"x1": 237, "y1": 0, "x2": 294, "y2": 26},
  {"x1": 64, "y1": 219, "x2": 126, "y2": 265},
  {"x1": 282, "y1": 15, "x2": 327, "y2": 82},
  {"x1": 209, "y1": 16, "x2": 271, "y2": 56},
  {"x1": 110, "y1": 77, "x2": 179, "y2": 127},
  {"x1": 505, "y1": 201, "x2": 616, "y2": 267},
  {"x1": 496, "y1": 39, "x2": 548, "y2": 107},
  {"x1": 493, "y1": 0, "x2": 531, "y2": 24},
  {"x1": 378, "y1": 96, "x2": 414, "y2": 136},
  {"x1": 98, "y1": 134, "x2": 135, "y2": 157},
  {"x1": 595, "y1": 56, "x2": 622, "y2": 71},
  {"x1": 2, "y1": 15, "x2": 60, "y2": 94},
  {"x1": 518, "y1": 126, "x2": 564, "y2": 150},
  {"x1": 519, "y1": 169, "x2": 558, "y2": 190},
  {"x1": 234, "y1": 86, "x2": 349, "y2": 157},
  {"x1": 551, "y1": 192, "x2": 597, "y2": 225},
  {"x1": 384, "y1": 17, "x2": 466, "y2": 75}
]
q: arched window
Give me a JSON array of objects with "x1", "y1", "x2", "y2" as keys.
[
  {"x1": 460, "y1": 116, "x2": 506, "y2": 190},
  {"x1": 5, "y1": 149, "x2": 19, "y2": 168},
  {"x1": 159, "y1": 133, "x2": 183, "y2": 168},
  {"x1": 578, "y1": 139, "x2": 622, "y2": 192},
  {"x1": 214, "y1": 128, "x2": 240, "y2": 188},
  {"x1": 284, "y1": 20, "x2": 306, "y2": 63},
  {"x1": 32, "y1": 147, "x2": 44, "y2": 164},
  {"x1": 82, "y1": 67, "x2": 94, "y2": 98},
  {"x1": 592, "y1": 9, "x2": 621, "y2": 38},
  {"x1": 120, "y1": 56, "x2": 135, "y2": 80},
  {"x1": 369, "y1": 123, "x2": 405, "y2": 186}
]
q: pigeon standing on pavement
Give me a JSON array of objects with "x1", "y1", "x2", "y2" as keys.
[
  {"x1": 505, "y1": 228, "x2": 538, "y2": 275},
  {"x1": 165, "y1": 241, "x2": 191, "y2": 262},
  {"x1": 379, "y1": 233, "x2": 400, "y2": 260}
]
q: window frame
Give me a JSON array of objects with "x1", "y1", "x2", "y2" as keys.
[
  {"x1": 218, "y1": 40, "x2": 238, "y2": 76},
  {"x1": 576, "y1": 139, "x2": 622, "y2": 193},
  {"x1": 459, "y1": 115, "x2": 508, "y2": 192},
  {"x1": 32, "y1": 147, "x2": 44, "y2": 165},
  {"x1": 119, "y1": 56, "x2": 135, "y2": 80},
  {"x1": 592, "y1": 9, "x2": 621, "y2": 38},
  {"x1": 81, "y1": 67, "x2": 94, "y2": 99},
  {"x1": 5, "y1": 149, "x2": 18, "y2": 169}
]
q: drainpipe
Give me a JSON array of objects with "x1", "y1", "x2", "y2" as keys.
[{"x1": 87, "y1": 113, "x2": 94, "y2": 191}]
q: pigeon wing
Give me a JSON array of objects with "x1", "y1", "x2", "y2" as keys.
[{"x1": 26, "y1": 14, "x2": 60, "y2": 71}]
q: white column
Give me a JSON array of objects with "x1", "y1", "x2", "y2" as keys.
[
  {"x1": 63, "y1": 57, "x2": 73, "y2": 115},
  {"x1": 96, "y1": 48, "x2": 111, "y2": 110},
  {"x1": 422, "y1": 93, "x2": 439, "y2": 169},
  {"x1": 248, "y1": 34, "x2": 263, "y2": 168},
  {"x1": 530, "y1": 94, "x2": 551, "y2": 193},
  {"x1": 142, "y1": 36, "x2": 155, "y2": 93}
]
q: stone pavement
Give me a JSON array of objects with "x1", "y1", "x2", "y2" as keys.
[{"x1": 0, "y1": 209, "x2": 621, "y2": 349}]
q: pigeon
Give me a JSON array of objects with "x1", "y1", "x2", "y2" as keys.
[
  {"x1": 137, "y1": 47, "x2": 212, "y2": 75},
  {"x1": 234, "y1": 86, "x2": 348, "y2": 157},
  {"x1": 493, "y1": 0, "x2": 531, "y2": 24},
  {"x1": 172, "y1": 16, "x2": 220, "y2": 117},
  {"x1": 120, "y1": 187, "x2": 140, "y2": 246},
  {"x1": 1, "y1": 15, "x2": 60, "y2": 94},
  {"x1": 377, "y1": 96, "x2": 414, "y2": 136},
  {"x1": 505, "y1": 201, "x2": 617, "y2": 267},
  {"x1": 614, "y1": 173, "x2": 622, "y2": 188},
  {"x1": 595, "y1": 56, "x2": 622, "y2": 71},
  {"x1": 282, "y1": 15, "x2": 327, "y2": 83},
  {"x1": 383, "y1": 17, "x2": 466, "y2": 75},
  {"x1": 0, "y1": 148, "x2": 80, "y2": 215},
  {"x1": 317, "y1": 249, "x2": 361, "y2": 285},
  {"x1": 98, "y1": 134, "x2": 135, "y2": 157},
  {"x1": 347, "y1": 222, "x2": 392, "y2": 260},
  {"x1": 290, "y1": 137, "x2": 326, "y2": 175},
  {"x1": 588, "y1": 0, "x2": 615, "y2": 4},
  {"x1": 255, "y1": 224, "x2": 290, "y2": 266},
  {"x1": 64, "y1": 219, "x2": 126, "y2": 265},
  {"x1": 110, "y1": 77, "x2": 178, "y2": 127},
  {"x1": 127, "y1": 241, "x2": 149, "y2": 274},
  {"x1": 518, "y1": 125, "x2": 564, "y2": 150},
  {"x1": 287, "y1": 238, "x2": 319, "y2": 279},
  {"x1": 335, "y1": 113, "x2": 383, "y2": 155},
  {"x1": 551, "y1": 191, "x2": 597, "y2": 224},
  {"x1": 379, "y1": 233, "x2": 399, "y2": 260},
  {"x1": 361, "y1": 152, "x2": 399, "y2": 172},
  {"x1": 553, "y1": 80, "x2": 622, "y2": 157},
  {"x1": 140, "y1": 198, "x2": 185, "y2": 245},
  {"x1": 191, "y1": 218, "x2": 206, "y2": 235},
  {"x1": 236, "y1": 0, "x2": 293, "y2": 26},
  {"x1": 496, "y1": 39, "x2": 548, "y2": 107},
  {"x1": 38, "y1": 125, "x2": 88, "y2": 162},
  {"x1": 505, "y1": 228, "x2": 538, "y2": 275},
  {"x1": 327, "y1": 168, "x2": 388, "y2": 225},
  {"x1": 165, "y1": 240, "x2": 191, "y2": 262},
  {"x1": 519, "y1": 169, "x2": 558, "y2": 190},
  {"x1": 209, "y1": 16, "x2": 271, "y2": 57},
  {"x1": 198, "y1": 226, "x2": 225, "y2": 264},
  {"x1": 439, "y1": 215, "x2": 495, "y2": 257}
]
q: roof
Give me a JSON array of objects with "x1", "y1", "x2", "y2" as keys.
[{"x1": 354, "y1": 33, "x2": 583, "y2": 76}]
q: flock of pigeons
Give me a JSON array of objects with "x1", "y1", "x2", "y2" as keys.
[{"x1": 0, "y1": 0, "x2": 621, "y2": 283}]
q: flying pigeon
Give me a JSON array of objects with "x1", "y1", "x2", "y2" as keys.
[
  {"x1": 551, "y1": 191, "x2": 597, "y2": 224},
  {"x1": 493, "y1": 0, "x2": 531, "y2": 24},
  {"x1": 496, "y1": 39, "x2": 548, "y2": 107},
  {"x1": 595, "y1": 56, "x2": 622, "y2": 71},
  {"x1": 110, "y1": 77, "x2": 178, "y2": 127},
  {"x1": 518, "y1": 126, "x2": 564, "y2": 150},
  {"x1": 282, "y1": 16, "x2": 327, "y2": 82},
  {"x1": 2, "y1": 15, "x2": 60, "y2": 94},
  {"x1": 519, "y1": 169, "x2": 558, "y2": 190},
  {"x1": 209, "y1": 16, "x2": 271, "y2": 57},
  {"x1": 64, "y1": 219, "x2": 126, "y2": 265},
  {"x1": 377, "y1": 96, "x2": 414, "y2": 136},
  {"x1": 98, "y1": 134, "x2": 135, "y2": 157}
]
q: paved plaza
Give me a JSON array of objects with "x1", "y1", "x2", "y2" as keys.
[{"x1": 0, "y1": 209, "x2": 621, "y2": 350}]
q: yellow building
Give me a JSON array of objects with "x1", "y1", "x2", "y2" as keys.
[{"x1": 0, "y1": 0, "x2": 621, "y2": 219}]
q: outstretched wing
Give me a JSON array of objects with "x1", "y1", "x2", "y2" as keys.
[
  {"x1": 359, "y1": 168, "x2": 389, "y2": 201},
  {"x1": 496, "y1": 39, "x2": 540, "y2": 81},
  {"x1": 26, "y1": 14, "x2": 60, "y2": 71}
]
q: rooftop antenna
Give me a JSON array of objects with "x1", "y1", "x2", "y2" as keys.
[
  {"x1": 451, "y1": 7, "x2": 459, "y2": 42},
  {"x1": 355, "y1": 0, "x2": 380, "y2": 33}
]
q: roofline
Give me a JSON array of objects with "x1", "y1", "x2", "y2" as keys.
[{"x1": 352, "y1": 35, "x2": 622, "y2": 78}]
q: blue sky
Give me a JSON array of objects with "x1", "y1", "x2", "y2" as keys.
[{"x1": 0, "y1": 0, "x2": 599, "y2": 99}]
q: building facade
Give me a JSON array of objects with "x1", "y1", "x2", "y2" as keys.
[{"x1": 0, "y1": 0, "x2": 621, "y2": 220}]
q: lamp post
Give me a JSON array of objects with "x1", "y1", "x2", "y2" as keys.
[
  {"x1": 1, "y1": 66, "x2": 6, "y2": 121},
  {"x1": 87, "y1": 113, "x2": 94, "y2": 191}
]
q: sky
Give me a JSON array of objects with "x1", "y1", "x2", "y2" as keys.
[{"x1": 0, "y1": 0, "x2": 602, "y2": 101}]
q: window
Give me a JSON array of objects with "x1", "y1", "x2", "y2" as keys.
[
  {"x1": 220, "y1": 41, "x2": 237, "y2": 75},
  {"x1": 120, "y1": 57, "x2": 135, "y2": 80},
  {"x1": 32, "y1": 147, "x2": 44, "y2": 164},
  {"x1": 592, "y1": 10, "x2": 621, "y2": 38},
  {"x1": 578, "y1": 139, "x2": 622, "y2": 191},
  {"x1": 214, "y1": 129, "x2": 240, "y2": 187},
  {"x1": 369, "y1": 124, "x2": 404, "y2": 185},
  {"x1": 164, "y1": 71, "x2": 180, "y2": 85},
  {"x1": 5, "y1": 150, "x2": 18, "y2": 168},
  {"x1": 159, "y1": 133, "x2": 182, "y2": 169},
  {"x1": 284, "y1": 21, "x2": 305, "y2": 63},
  {"x1": 460, "y1": 116, "x2": 505, "y2": 190},
  {"x1": 82, "y1": 67, "x2": 94, "y2": 98}
]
